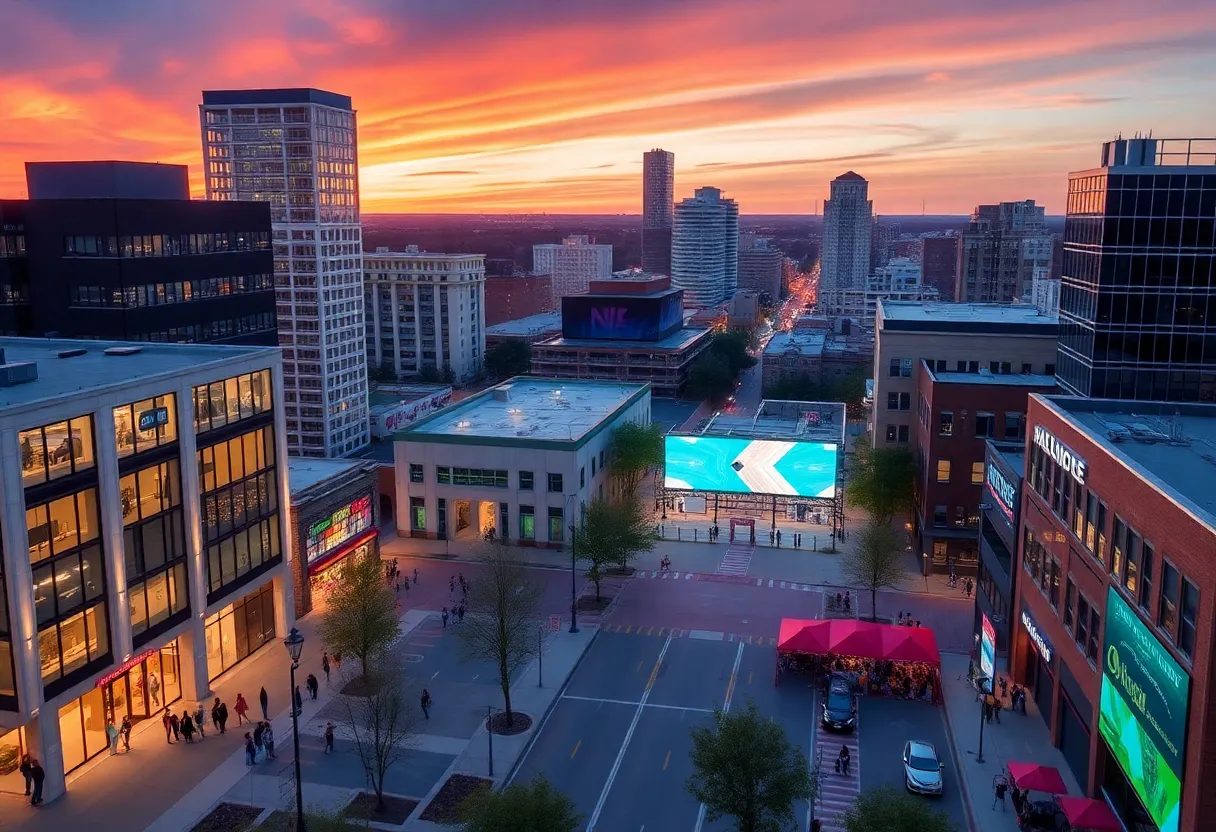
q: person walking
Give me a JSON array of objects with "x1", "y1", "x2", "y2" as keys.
[
  {"x1": 170, "y1": 711, "x2": 181, "y2": 742},
  {"x1": 324, "y1": 722, "x2": 335, "y2": 754},
  {"x1": 253, "y1": 722, "x2": 265, "y2": 761},
  {"x1": 306, "y1": 673, "x2": 319, "y2": 700},
  {"x1": 194, "y1": 704, "x2": 207, "y2": 738},
  {"x1": 234, "y1": 693, "x2": 250, "y2": 726},
  {"x1": 163, "y1": 709, "x2": 175, "y2": 744},
  {"x1": 181, "y1": 711, "x2": 196, "y2": 743},
  {"x1": 993, "y1": 779, "x2": 1009, "y2": 811},
  {"x1": 442, "y1": 607, "x2": 449, "y2": 629},
  {"x1": 148, "y1": 671, "x2": 161, "y2": 707},
  {"x1": 449, "y1": 575, "x2": 456, "y2": 597},
  {"x1": 259, "y1": 686, "x2": 269, "y2": 720},
  {"x1": 120, "y1": 715, "x2": 132, "y2": 752},
  {"x1": 244, "y1": 733, "x2": 256, "y2": 766},
  {"x1": 29, "y1": 758, "x2": 45, "y2": 806},
  {"x1": 213, "y1": 697, "x2": 228, "y2": 735},
  {"x1": 999, "y1": 676, "x2": 1009, "y2": 701},
  {"x1": 322, "y1": 652, "x2": 331, "y2": 685},
  {"x1": 106, "y1": 720, "x2": 120, "y2": 755},
  {"x1": 420, "y1": 688, "x2": 432, "y2": 719},
  {"x1": 263, "y1": 723, "x2": 276, "y2": 760},
  {"x1": 19, "y1": 754, "x2": 32, "y2": 796},
  {"x1": 457, "y1": 604, "x2": 465, "y2": 623},
  {"x1": 413, "y1": 567, "x2": 419, "y2": 586}
]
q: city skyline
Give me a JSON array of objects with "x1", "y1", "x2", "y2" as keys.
[{"x1": 2, "y1": 0, "x2": 1215, "y2": 214}]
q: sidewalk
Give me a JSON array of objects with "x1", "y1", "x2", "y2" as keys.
[{"x1": 939, "y1": 653, "x2": 1082, "y2": 832}]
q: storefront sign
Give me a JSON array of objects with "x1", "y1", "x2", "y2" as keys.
[
  {"x1": 1100, "y1": 586, "x2": 1190, "y2": 832},
  {"x1": 138, "y1": 406, "x2": 170, "y2": 432},
  {"x1": 96, "y1": 648, "x2": 158, "y2": 688},
  {"x1": 1020, "y1": 608, "x2": 1053, "y2": 664},
  {"x1": 306, "y1": 494, "x2": 373, "y2": 563},
  {"x1": 980, "y1": 614, "x2": 996, "y2": 694},
  {"x1": 1033, "y1": 425, "x2": 1087, "y2": 485},
  {"x1": 986, "y1": 463, "x2": 1017, "y2": 523}
]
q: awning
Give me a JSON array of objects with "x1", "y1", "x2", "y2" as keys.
[
  {"x1": 1007, "y1": 761, "x2": 1069, "y2": 795},
  {"x1": 776, "y1": 618, "x2": 941, "y2": 667},
  {"x1": 1054, "y1": 797, "x2": 1121, "y2": 832}
]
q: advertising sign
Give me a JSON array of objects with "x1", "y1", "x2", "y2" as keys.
[
  {"x1": 371, "y1": 389, "x2": 453, "y2": 439},
  {"x1": 1099, "y1": 586, "x2": 1190, "y2": 832},
  {"x1": 1020, "y1": 608, "x2": 1053, "y2": 664},
  {"x1": 1033, "y1": 425, "x2": 1087, "y2": 485},
  {"x1": 664, "y1": 435, "x2": 838, "y2": 498},
  {"x1": 306, "y1": 494, "x2": 373, "y2": 564},
  {"x1": 562, "y1": 290, "x2": 683, "y2": 341},
  {"x1": 138, "y1": 406, "x2": 170, "y2": 432},
  {"x1": 979, "y1": 614, "x2": 996, "y2": 694},
  {"x1": 985, "y1": 459, "x2": 1018, "y2": 525}
]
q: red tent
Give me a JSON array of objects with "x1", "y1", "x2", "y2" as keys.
[
  {"x1": 1055, "y1": 797, "x2": 1120, "y2": 832},
  {"x1": 1007, "y1": 762, "x2": 1069, "y2": 795},
  {"x1": 776, "y1": 618, "x2": 941, "y2": 666}
]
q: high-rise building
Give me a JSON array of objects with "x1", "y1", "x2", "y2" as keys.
[
  {"x1": 642, "y1": 149, "x2": 675, "y2": 276},
  {"x1": 955, "y1": 200, "x2": 1052, "y2": 303},
  {"x1": 364, "y1": 247, "x2": 486, "y2": 384},
  {"x1": 200, "y1": 88, "x2": 369, "y2": 458},
  {"x1": 0, "y1": 161, "x2": 275, "y2": 344},
  {"x1": 671, "y1": 187, "x2": 739, "y2": 308},
  {"x1": 737, "y1": 233, "x2": 783, "y2": 302},
  {"x1": 870, "y1": 216, "x2": 900, "y2": 270},
  {"x1": 1058, "y1": 137, "x2": 1216, "y2": 401},
  {"x1": 532, "y1": 235, "x2": 612, "y2": 306},
  {"x1": 920, "y1": 235, "x2": 959, "y2": 300},
  {"x1": 821, "y1": 172, "x2": 873, "y2": 313}
]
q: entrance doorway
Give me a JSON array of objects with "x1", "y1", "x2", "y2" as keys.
[
  {"x1": 729, "y1": 517, "x2": 756, "y2": 544},
  {"x1": 101, "y1": 642, "x2": 183, "y2": 728},
  {"x1": 453, "y1": 500, "x2": 497, "y2": 541}
]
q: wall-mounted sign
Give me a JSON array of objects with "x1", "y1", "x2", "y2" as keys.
[
  {"x1": 1020, "y1": 607, "x2": 1053, "y2": 664},
  {"x1": 1033, "y1": 425, "x2": 1087, "y2": 485},
  {"x1": 306, "y1": 494, "x2": 373, "y2": 564},
  {"x1": 986, "y1": 463, "x2": 1018, "y2": 523},
  {"x1": 96, "y1": 648, "x2": 158, "y2": 688},
  {"x1": 1100, "y1": 586, "x2": 1190, "y2": 832},
  {"x1": 979, "y1": 613, "x2": 996, "y2": 694},
  {"x1": 138, "y1": 406, "x2": 171, "y2": 432}
]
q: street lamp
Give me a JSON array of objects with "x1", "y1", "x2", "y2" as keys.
[
  {"x1": 565, "y1": 493, "x2": 579, "y2": 634},
  {"x1": 283, "y1": 627, "x2": 307, "y2": 832}
]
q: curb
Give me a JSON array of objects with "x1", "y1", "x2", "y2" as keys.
[{"x1": 939, "y1": 687, "x2": 980, "y2": 832}]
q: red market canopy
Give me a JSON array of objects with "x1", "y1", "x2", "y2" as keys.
[
  {"x1": 777, "y1": 618, "x2": 941, "y2": 667},
  {"x1": 1007, "y1": 761, "x2": 1069, "y2": 795},
  {"x1": 1054, "y1": 797, "x2": 1120, "y2": 832}
]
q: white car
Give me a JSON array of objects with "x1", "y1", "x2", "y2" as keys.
[{"x1": 902, "y1": 740, "x2": 944, "y2": 795}]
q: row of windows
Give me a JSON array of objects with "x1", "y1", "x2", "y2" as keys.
[
  {"x1": 19, "y1": 416, "x2": 95, "y2": 489},
  {"x1": 932, "y1": 410, "x2": 1024, "y2": 441},
  {"x1": 202, "y1": 472, "x2": 277, "y2": 543},
  {"x1": 193, "y1": 372, "x2": 274, "y2": 435},
  {"x1": 129, "y1": 564, "x2": 188, "y2": 639},
  {"x1": 63, "y1": 232, "x2": 271, "y2": 258},
  {"x1": 888, "y1": 358, "x2": 1055, "y2": 379},
  {"x1": 68, "y1": 274, "x2": 275, "y2": 308},
  {"x1": 0, "y1": 234, "x2": 24, "y2": 257},
  {"x1": 199, "y1": 426, "x2": 276, "y2": 494},
  {"x1": 115, "y1": 395, "x2": 178, "y2": 459},
  {"x1": 205, "y1": 516, "x2": 282, "y2": 595},
  {"x1": 128, "y1": 312, "x2": 276, "y2": 344},
  {"x1": 931, "y1": 504, "x2": 980, "y2": 528},
  {"x1": 429, "y1": 465, "x2": 568, "y2": 493}
]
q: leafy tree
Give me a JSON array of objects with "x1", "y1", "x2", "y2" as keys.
[
  {"x1": 687, "y1": 354, "x2": 736, "y2": 402},
  {"x1": 687, "y1": 699, "x2": 815, "y2": 832},
  {"x1": 485, "y1": 339, "x2": 532, "y2": 380},
  {"x1": 419, "y1": 365, "x2": 442, "y2": 383},
  {"x1": 607, "y1": 420, "x2": 664, "y2": 496},
  {"x1": 574, "y1": 497, "x2": 656, "y2": 596},
  {"x1": 842, "y1": 785, "x2": 958, "y2": 832},
  {"x1": 456, "y1": 543, "x2": 543, "y2": 722},
  {"x1": 370, "y1": 364, "x2": 397, "y2": 384},
  {"x1": 319, "y1": 553, "x2": 401, "y2": 683},
  {"x1": 442, "y1": 366, "x2": 456, "y2": 385},
  {"x1": 454, "y1": 775, "x2": 582, "y2": 832},
  {"x1": 845, "y1": 439, "x2": 915, "y2": 525},
  {"x1": 841, "y1": 521, "x2": 907, "y2": 620},
  {"x1": 712, "y1": 328, "x2": 758, "y2": 375},
  {"x1": 336, "y1": 654, "x2": 419, "y2": 815}
]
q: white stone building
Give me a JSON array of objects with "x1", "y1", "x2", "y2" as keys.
[
  {"x1": 671, "y1": 187, "x2": 740, "y2": 308},
  {"x1": 821, "y1": 171, "x2": 873, "y2": 314},
  {"x1": 532, "y1": 236, "x2": 613, "y2": 307}
]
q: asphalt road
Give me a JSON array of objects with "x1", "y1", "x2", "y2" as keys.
[
  {"x1": 512, "y1": 630, "x2": 818, "y2": 832},
  {"x1": 857, "y1": 697, "x2": 969, "y2": 831}
]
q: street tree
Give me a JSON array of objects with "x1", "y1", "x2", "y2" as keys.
[
  {"x1": 456, "y1": 543, "x2": 543, "y2": 723},
  {"x1": 840, "y1": 521, "x2": 907, "y2": 620},
  {"x1": 607, "y1": 420, "x2": 664, "y2": 496},
  {"x1": 845, "y1": 439, "x2": 915, "y2": 525},
  {"x1": 687, "y1": 698, "x2": 815, "y2": 832},
  {"x1": 318, "y1": 553, "x2": 401, "y2": 684},
  {"x1": 485, "y1": 340, "x2": 532, "y2": 380},
  {"x1": 455, "y1": 775, "x2": 582, "y2": 832},
  {"x1": 574, "y1": 496, "x2": 656, "y2": 596},
  {"x1": 841, "y1": 785, "x2": 958, "y2": 832},
  {"x1": 337, "y1": 654, "x2": 419, "y2": 815}
]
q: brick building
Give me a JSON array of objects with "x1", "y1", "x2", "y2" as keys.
[
  {"x1": 914, "y1": 365, "x2": 1054, "y2": 574},
  {"x1": 1011, "y1": 395, "x2": 1216, "y2": 832},
  {"x1": 485, "y1": 273, "x2": 553, "y2": 326},
  {"x1": 919, "y1": 235, "x2": 958, "y2": 300}
]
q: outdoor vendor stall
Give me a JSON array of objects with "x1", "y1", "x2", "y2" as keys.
[{"x1": 775, "y1": 618, "x2": 942, "y2": 703}]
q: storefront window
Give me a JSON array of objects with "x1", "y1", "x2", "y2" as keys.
[
  {"x1": 114, "y1": 394, "x2": 177, "y2": 458},
  {"x1": 410, "y1": 498, "x2": 425, "y2": 531},
  {"x1": 0, "y1": 727, "x2": 27, "y2": 794},
  {"x1": 204, "y1": 581, "x2": 277, "y2": 680},
  {"x1": 19, "y1": 416, "x2": 95, "y2": 488},
  {"x1": 548, "y1": 507, "x2": 564, "y2": 542},
  {"x1": 519, "y1": 506, "x2": 535, "y2": 540},
  {"x1": 58, "y1": 686, "x2": 107, "y2": 774}
]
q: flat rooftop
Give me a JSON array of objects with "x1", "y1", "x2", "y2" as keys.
[
  {"x1": 928, "y1": 367, "x2": 1057, "y2": 387},
  {"x1": 765, "y1": 331, "x2": 827, "y2": 357},
  {"x1": 1042, "y1": 396, "x2": 1216, "y2": 530},
  {"x1": 485, "y1": 311, "x2": 564, "y2": 338},
  {"x1": 288, "y1": 457, "x2": 368, "y2": 496},
  {"x1": 879, "y1": 301, "x2": 1058, "y2": 335},
  {"x1": 536, "y1": 327, "x2": 709, "y2": 352},
  {"x1": 987, "y1": 440, "x2": 1026, "y2": 478},
  {"x1": 0, "y1": 338, "x2": 277, "y2": 411},
  {"x1": 702, "y1": 399, "x2": 847, "y2": 445},
  {"x1": 403, "y1": 378, "x2": 648, "y2": 445}
]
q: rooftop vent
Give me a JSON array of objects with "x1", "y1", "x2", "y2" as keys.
[
  {"x1": 492, "y1": 385, "x2": 513, "y2": 402},
  {"x1": 0, "y1": 351, "x2": 38, "y2": 387},
  {"x1": 104, "y1": 346, "x2": 143, "y2": 356},
  {"x1": 57, "y1": 348, "x2": 88, "y2": 359}
]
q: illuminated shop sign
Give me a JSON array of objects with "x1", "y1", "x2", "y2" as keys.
[
  {"x1": 138, "y1": 406, "x2": 170, "y2": 432},
  {"x1": 1033, "y1": 425, "x2": 1087, "y2": 485},
  {"x1": 306, "y1": 494, "x2": 373, "y2": 564},
  {"x1": 979, "y1": 614, "x2": 996, "y2": 694},
  {"x1": 986, "y1": 463, "x2": 1017, "y2": 522},
  {"x1": 1020, "y1": 608, "x2": 1053, "y2": 664},
  {"x1": 96, "y1": 648, "x2": 158, "y2": 688}
]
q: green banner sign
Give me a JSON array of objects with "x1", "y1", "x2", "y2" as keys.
[{"x1": 1099, "y1": 586, "x2": 1189, "y2": 832}]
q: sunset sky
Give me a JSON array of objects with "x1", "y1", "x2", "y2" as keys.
[{"x1": 3, "y1": 0, "x2": 1215, "y2": 214}]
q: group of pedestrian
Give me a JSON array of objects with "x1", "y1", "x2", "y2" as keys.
[
  {"x1": 441, "y1": 603, "x2": 466, "y2": 628},
  {"x1": 992, "y1": 776, "x2": 1028, "y2": 812},
  {"x1": 19, "y1": 754, "x2": 46, "y2": 805},
  {"x1": 706, "y1": 525, "x2": 721, "y2": 542},
  {"x1": 161, "y1": 707, "x2": 203, "y2": 744},
  {"x1": 386, "y1": 557, "x2": 409, "y2": 596},
  {"x1": 244, "y1": 721, "x2": 277, "y2": 765},
  {"x1": 896, "y1": 611, "x2": 922, "y2": 627},
  {"x1": 833, "y1": 591, "x2": 852, "y2": 612},
  {"x1": 450, "y1": 572, "x2": 469, "y2": 601}
]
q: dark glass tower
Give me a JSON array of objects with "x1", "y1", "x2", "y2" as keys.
[{"x1": 1057, "y1": 138, "x2": 1216, "y2": 401}]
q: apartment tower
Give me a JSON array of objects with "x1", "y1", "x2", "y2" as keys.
[
  {"x1": 821, "y1": 172, "x2": 873, "y2": 313},
  {"x1": 532, "y1": 235, "x2": 613, "y2": 306},
  {"x1": 200, "y1": 88, "x2": 370, "y2": 457},
  {"x1": 642, "y1": 149, "x2": 675, "y2": 275},
  {"x1": 671, "y1": 186, "x2": 740, "y2": 308},
  {"x1": 955, "y1": 200, "x2": 1052, "y2": 304}
]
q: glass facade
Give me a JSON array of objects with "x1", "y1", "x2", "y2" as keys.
[
  {"x1": 114, "y1": 395, "x2": 177, "y2": 458},
  {"x1": 192, "y1": 371, "x2": 272, "y2": 434},
  {"x1": 205, "y1": 582, "x2": 276, "y2": 680},
  {"x1": 18, "y1": 416, "x2": 96, "y2": 488},
  {"x1": 121, "y1": 460, "x2": 189, "y2": 644}
]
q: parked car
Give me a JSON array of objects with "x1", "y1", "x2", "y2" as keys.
[
  {"x1": 902, "y1": 740, "x2": 944, "y2": 795},
  {"x1": 821, "y1": 675, "x2": 856, "y2": 732}
]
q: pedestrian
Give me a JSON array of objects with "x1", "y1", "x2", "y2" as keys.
[
  {"x1": 322, "y1": 652, "x2": 331, "y2": 684},
  {"x1": 170, "y1": 711, "x2": 181, "y2": 742},
  {"x1": 294, "y1": 685, "x2": 303, "y2": 716},
  {"x1": 245, "y1": 733, "x2": 257, "y2": 766},
  {"x1": 457, "y1": 604, "x2": 465, "y2": 622},
  {"x1": 844, "y1": 591, "x2": 851, "y2": 612},
  {"x1": 29, "y1": 758, "x2": 45, "y2": 806},
  {"x1": 181, "y1": 711, "x2": 195, "y2": 743},
  {"x1": 811, "y1": 820, "x2": 821, "y2": 832},
  {"x1": 984, "y1": 699, "x2": 993, "y2": 723},
  {"x1": 776, "y1": 529, "x2": 782, "y2": 547},
  {"x1": 421, "y1": 688, "x2": 432, "y2": 719},
  {"x1": 413, "y1": 567, "x2": 419, "y2": 586},
  {"x1": 259, "y1": 686, "x2": 269, "y2": 720},
  {"x1": 999, "y1": 676, "x2": 1009, "y2": 701},
  {"x1": 993, "y1": 779, "x2": 1008, "y2": 810},
  {"x1": 19, "y1": 753, "x2": 32, "y2": 796},
  {"x1": 195, "y1": 704, "x2": 207, "y2": 738},
  {"x1": 897, "y1": 611, "x2": 905, "y2": 625},
  {"x1": 264, "y1": 723, "x2": 276, "y2": 760},
  {"x1": 213, "y1": 697, "x2": 228, "y2": 734},
  {"x1": 121, "y1": 715, "x2": 132, "y2": 751},
  {"x1": 148, "y1": 671, "x2": 161, "y2": 707},
  {"x1": 965, "y1": 579, "x2": 973, "y2": 598},
  {"x1": 163, "y1": 709, "x2": 175, "y2": 744},
  {"x1": 993, "y1": 698, "x2": 1003, "y2": 724},
  {"x1": 253, "y1": 722, "x2": 265, "y2": 760},
  {"x1": 235, "y1": 693, "x2": 250, "y2": 725},
  {"x1": 307, "y1": 673, "x2": 319, "y2": 700},
  {"x1": 324, "y1": 721, "x2": 335, "y2": 754},
  {"x1": 442, "y1": 607, "x2": 449, "y2": 628},
  {"x1": 769, "y1": 529, "x2": 775, "y2": 545},
  {"x1": 1011, "y1": 784, "x2": 1024, "y2": 814}
]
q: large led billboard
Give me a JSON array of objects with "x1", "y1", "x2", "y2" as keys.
[
  {"x1": 1099, "y1": 586, "x2": 1190, "y2": 832},
  {"x1": 664, "y1": 435, "x2": 837, "y2": 498},
  {"x1": 562, "y1": 290, "x2": 683, "y2": 341}
]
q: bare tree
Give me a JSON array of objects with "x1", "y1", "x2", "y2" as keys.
[
  {"x1": 840, "y1": 521, "x2": 907, "y2": 621},
  {"x1": 336, "y1": 654, "x2": 419, "y2": 815},
  {"x1": 455, "y1": 542, "x2": 543, "y2": 723},
  {"x1": 318, "y1": 552, "x2": 400, "y2": 684}
]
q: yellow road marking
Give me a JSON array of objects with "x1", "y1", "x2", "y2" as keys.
[
  {"x1": 659, "y1": 627, "x2": 667, "y2": 637},
  {"x1": 645, "y1": 654, "x2": 663, "y2": 690},
  {"x1": 748, "y1": 671, "x2": 753, "y2": 685},
  {"x1": 637, "y1": 660, "x2": 644, "y2": 672},
  {"x1": 626, "y1": 625, "x2": 633, "y2": 634},
  {"x1": 571, "y1": 740, "x2": 581, "y2": 759},
  {"x1": 647, "y1": 626, "x2": 654, "y2": 636},
  {"x1": 724, "y1": 670, "x2": 737, "y2": 705},
  {"x1": 663, "y1": 750, "x2": 671, "y2": 771}
]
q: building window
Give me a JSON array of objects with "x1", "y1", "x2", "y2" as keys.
[
  {"x1": 971, "y1": 462, "x2": 984, "y2": 485},
  {"x1": 451, "y1": 468, "x2": 508, "y2": 488},
  {"x1": 121, "y1": 460, "x2": 189, "y2": 643},
  {"x1": 974, "y1": 412, "x2": 994, "y2": 438},
  {"x1": 580, "y1": 467, "x2": 585, "y2": 488},
  {"x1": 936, "y1": 460, "x2": 950, "y2": 483},
  {"x1": 1004, "y1": 413, "x2": 1024, "y2": 440},
  {"x1": 1087, "y1": 609, "x2": 1101, "y2": 662},
  {"x1": 410, "y1": 497, "x2": 426, "y2": 531},
  {"x1": 204, "y1": 582, "x2": 275, "y2": 681},
  {"x1": 888, "y1": 358, "x2": 900, "y2": 377},
  {"x1": 548, "y1": 507, "x2": 564, "y2": 542},
  {"x1": 519, "y1": 506, "x2": 535, "y2": 540},
  {"x1": 1048, "y1": 558, "x2": 1060, "y2": 610},
  {"x1": 897, "y1": 425, "x2": 909, "y2": 442},
  {"x1": 19, "y1": 416, "x2": 96, "y2": 488},
  {"x1": 1063, "y1": 578, "x2": 1076, "y2": 632},
  {"x1": 933, "y1": 505, "x2": 947, "y2": 527},
  {"x1": 1022, "y1": 527, "x2": 1043, "y2": 584},
  {"x1": 591, "y1": 457, "x2": 596, "y2": 477},
  {"x1": 547, "y1": 473, "x2": 563, "y2": 493},
  {"x1": 1179, "y1": 578, "x2": 1198, "y2": 660},
  {"x1": 114, "y1": 395, "x2": 178, "y2": 458},
  {"x1": 409, "y1": 464, "x2": 423, "y2": 483},
  {"x1": 519, "y1": 471, "x2": 534, "y2": 490},
  {"x1": 1111, "y1": 517, "x2": 1126, "y2": 581},
  {"x1": 192, "y1": 370, "x2": 273, "y2": 434},
  {"x1": 1071, "y1": 483, "x2": 1085, "y2": 540},
  {"x1": 437, "y1": 498, "x2": 447, "y2": 538},
  {"x1": 885, "y1": 425, "x2": 896, "y2": 442},
  {"x1": 1045, "y1": 363, "x2": 1055, "y2": 375},
  {"x1": 437, "y1": 466, "x2": 451, "y2": 485},
  {"x1": 939, "y1": 412, "x2": 954, "y2": 436},
  {"x1": 1021, "y1": 363, "x2": 1032, "y2": 373},
  {"x1": 1075, "y1": 595, "x2": 1089, "y2": 653},
  {"x1": 1158, "y1": 560, "x2": 1179, "y2": 638},
  {"x1": 1123, "y1": 526, "x2": 1141, "y2": 596},
  {"x1": 1139, "y1": 543, "x2": 1154, "y2": 613}
]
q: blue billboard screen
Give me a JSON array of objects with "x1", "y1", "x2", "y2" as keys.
[
  {"x1": 664, "y1": 435, "x2": 838, "y2": 498},
  {"x1": 562, "y1": 291, "x2": 683, "y2": 341}
]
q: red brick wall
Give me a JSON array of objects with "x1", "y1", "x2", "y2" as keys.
[{"x1": 485, "y1": 274, "x2": 554, "y2": 325}]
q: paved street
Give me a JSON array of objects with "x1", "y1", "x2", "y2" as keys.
[{"x1": 513, "y1": 630, "x2": 818, "y2": 832}]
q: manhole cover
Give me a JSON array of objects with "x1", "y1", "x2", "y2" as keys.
[{"x1": 403, "y1": 654, "x2": 424, "y2": 663}]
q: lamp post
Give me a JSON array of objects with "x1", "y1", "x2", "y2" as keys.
[
  {"x1": 283, "y1": 627, "x2": 307, "y2": 832},
  {"x1": 568, "y1": 522, "x2": 579, "y2": 634}
]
